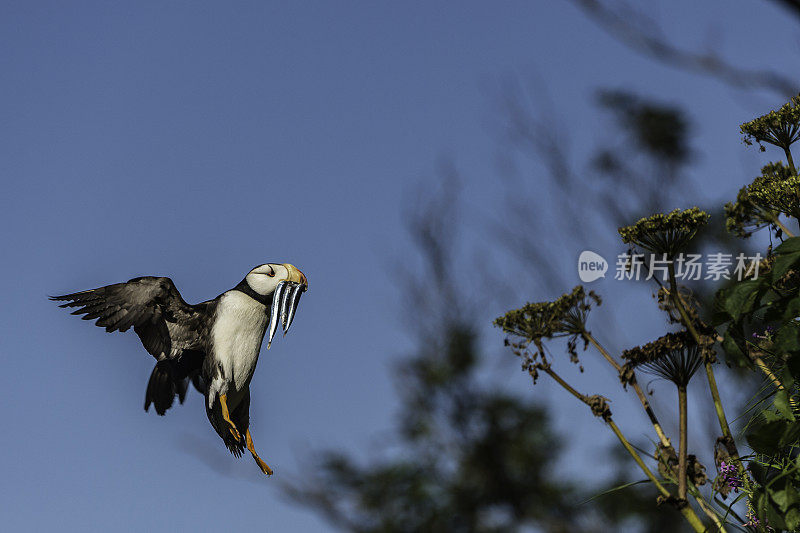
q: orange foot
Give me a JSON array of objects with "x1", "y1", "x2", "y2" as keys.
[
  {"x1": 246, "y1": 429, "x2": 273, "y2": 476},
  {"x1": 219, "y1": 394, "x2": 241, "y2": 441}
]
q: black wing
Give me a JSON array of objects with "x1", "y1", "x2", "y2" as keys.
[{"x1": 51, "y1": 276, "x2": 207, "y2": 359}]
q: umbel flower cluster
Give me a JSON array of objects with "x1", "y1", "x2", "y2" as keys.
[
  {"x1": 494, "y1": 286, "x2": 601, "y2": 379},
  {"x1": 740, "y1": 93, "x2": 800, "y2": 157},
  {"x1": 618, "y1": 207, "x2": 710, "y2": 258},
  {"x1": 621, "y1": 330, "x2": 710, "y2": 388},
  {"x1": 724, "y1": 162, "x2": 800, "y2": 238}
]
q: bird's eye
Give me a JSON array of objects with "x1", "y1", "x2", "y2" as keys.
[{"x1": 266, "y1": 266, "x2": 275, "y2": 277}]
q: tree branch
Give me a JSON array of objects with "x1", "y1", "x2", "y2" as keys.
[{"x1": 570, "y1": 0, "x2": 799, "y2": 97}]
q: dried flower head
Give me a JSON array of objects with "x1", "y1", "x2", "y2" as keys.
[
  {"x1": 495, "y1": 286, "x2": 601, "y2": 368},
  {"x1": 655, "y1": 285, "x2": 702, "y2": 325},
  {"x1": 658, "y1": 445, "x2": 708, "y2": 487},
  {"x1": 687, "y1": 455, "x2": 707, "y2": 486},
  {"x1": 741, "y1": 94, "x2": 800, "y2": 152},
  {"x1": 621, "y1": 330, "x2": 707, "y2": 388},
  {"x1": 587, "y1": 394, "x2": 612, "y2": 421},
  {"x1": 618, "y1": 207, "x2": 710, "y2": 258},
  {"x1": 656, "y1": 443, "x2": 678, "y2": 480}
]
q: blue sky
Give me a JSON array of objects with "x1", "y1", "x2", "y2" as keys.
[{"x1": 2, "y1": 1, "x2": 798, "y2": 530}]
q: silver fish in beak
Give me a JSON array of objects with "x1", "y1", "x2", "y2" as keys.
[
  {"x1": 267, "y1": 281, "x2": 285, "y2": 349},
  {"x1": 266, "y1": 264, "x2": 308, "y2": 349},
  {"x1": 283, "y1": 283, "x2": 304, "y2": 335}
]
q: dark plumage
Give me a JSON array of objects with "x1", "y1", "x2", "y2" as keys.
[
  {"x1": 52, "y1": 263, "x2": 308, "y2": 476},
  {"x1": 51, "y1": 277, "x2": 210, "y2": 414}
]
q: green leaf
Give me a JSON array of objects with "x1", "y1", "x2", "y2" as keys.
[
  {"x1": 773, "y1": 325, "x2": 800, "y2": 357},
  {"x1": 770, "y1": 481, "x2": 800, "y2": 529},
  {"x1": 721, "y1": 326, "x2": 749, "y2": 367},
  {"x1": 764, "y1": 299, "x2": 785, "y2": 322},
  {"x1": 710, "y1": 290, "x2": 733, "y2": 326},
  {"x1": 786, "y1": 482, "x2": 800, "y2": 515},
  {"x1": 724, "y1": 279, "x2": 762, "y2": 321},
  {"x1": 781, "y1": 365, "x2": 796, "y2": 390},
  {"x1": 772, "y1": 489, "x2": 791, "y2": 512},
  {"x1": 771, "y1": 251, "x2": 800, "y2": 281},
  {"x1": 756, "y1": 488, "x2": 770, "y2": 519},
  {"x1": 781, "y1": 420, "x2": 800, "y2": 447},
  {"x1": 784, "y1": 296, "x2": 800, "y2": 322},
  {"x1": 787, "y1": 506, "x2": 800, "y2": 531},
  {"x1": 580, "y1": 479, "x2": 649, "y2": 504},
  {"x1": 767, "y1": 503, "x2": 789, "y2": 531},
  {"x1": 788, "y1": 350, "x2": 800, "y2": 380},
  {"x1": 750, "y1": 461, "x2": 768, "y2": 484},
  {"x1": 772, "y1": 250, "x2": 800, "y2": 275},
  {"x1": 748, "y1": 420, "x2": 791, "y2": 454},
  {"x1": 774, "y1": 237, "x2": 800, "y2": 255},
  {"x1": 776, "y1": 390, "x2": 795, "y2": 420},
  {"x1": 766, "y1": 487, "x2": 789, "y2": 530}
]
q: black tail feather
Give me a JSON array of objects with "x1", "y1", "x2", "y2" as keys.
[
  {"x1": 144, "y1": 351, "x2": 204, "y2": 415},
  {"x1": 176, "y1": 376, "x2": 188, "y2": 404},
  {"x1": 145, "y1": 361, "x2": 180, "y2": 415}
]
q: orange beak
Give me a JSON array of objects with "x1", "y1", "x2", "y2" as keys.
[{"x1": 282, "y1": 263, "x2": 308, "y2": 289}]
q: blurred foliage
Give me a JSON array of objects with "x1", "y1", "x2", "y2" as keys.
[
  {"x1": 286, "y1": 167, "x2": 689, "y2": 531},
  {"x1": 286, "y1": 321, "x2": 689, "y2": 531},
  {"x1": 714, "y1": 234, "x2": 800, "y2": 531},
  {"x1": 591, "y1": 90, "x2": 694, "y2": 225},
  {"x1": 286, "y1": 324, "x2": 587, "y2": 532},
  {"x1": 287, "y1": 53, "x2": 757, "y2": 532},
  {"x1": 294, "y1": 7, "x2": 800, "y2": 532},
  {"x1": 598, "y1": 91, "x2": 691, "y2": 164}
]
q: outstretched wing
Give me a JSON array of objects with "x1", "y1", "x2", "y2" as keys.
[{"x1": 51, "y1": 276, "x2": 206, "y2": 359}]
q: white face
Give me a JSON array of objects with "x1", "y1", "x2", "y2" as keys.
[{"x1": 245, "y1": 264, "x2": 289, "y2": 296}]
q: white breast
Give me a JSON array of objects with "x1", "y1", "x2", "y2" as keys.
[{"x1": 211, "y1": 291, "x2": 269, "y2": 391}]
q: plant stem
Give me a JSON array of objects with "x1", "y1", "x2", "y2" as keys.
[
  {"x1": 782, "y1": 145, "x2": 800, "y2": 232},
  {"x1": 678, "y1": 385, "x2": 688, "y2": 502},
  {"x1": 692, "y1": 493, "x2": 726, "y2": 533},
  {"x1": 607, "y1": 419, "x2": 707, "y2": 533},
  {"x1": 584, "y1": 332, "x2": 672, "y2": 448},
  {"x1": 751, "y1": 354, "x2": 787, "y2": 391},
  {"x1": 783, "y1": 146, "x2": 796, "y2": 175},
  {"x1": 745, "y1": 342, "x2": 799, "y2": 407},
  {"x1": 714, "y1": 497, "x2": 746, "y2": 525},
  {"x1": 668, "y1": 263, "x2": 750, "y2": 529},
  {"x1": 773, "y1": 217, "x2": 795, "y2": 238},
  {"x1": 539, "y1": 365, "x2": 707, "y2": 532},
  {"x1": 667, "y1": 264, "x2": 739, "y2": 461},
  {"x1": 585, "y1": 333, "x2": 726, "y2": 530},
  {"x1": 721, "y1": 334, "x2": 796, "y2": 406}
]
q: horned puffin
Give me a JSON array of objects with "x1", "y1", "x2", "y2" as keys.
[{"x1": 51, "y1": 263, "x2": 308, "y2": 476}]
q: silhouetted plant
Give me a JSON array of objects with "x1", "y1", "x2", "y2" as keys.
[
  {"x1": 725, "y1": 162, "x2": 800, "y2": 239},
  {"x1": 497, "y1": 94, "x2": 800, "y2": 532},
  {"x1": 741, "y1": 95, "x2": 800, "y2": 173}
]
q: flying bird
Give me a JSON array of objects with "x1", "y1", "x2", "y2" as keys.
[{"x1": 51, "y1": 263, "x2": 308, "y2": 476}]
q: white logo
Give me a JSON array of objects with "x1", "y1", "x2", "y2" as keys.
[{"x1": 578, "y1": 251, "x2": 608, "y2": 282}]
